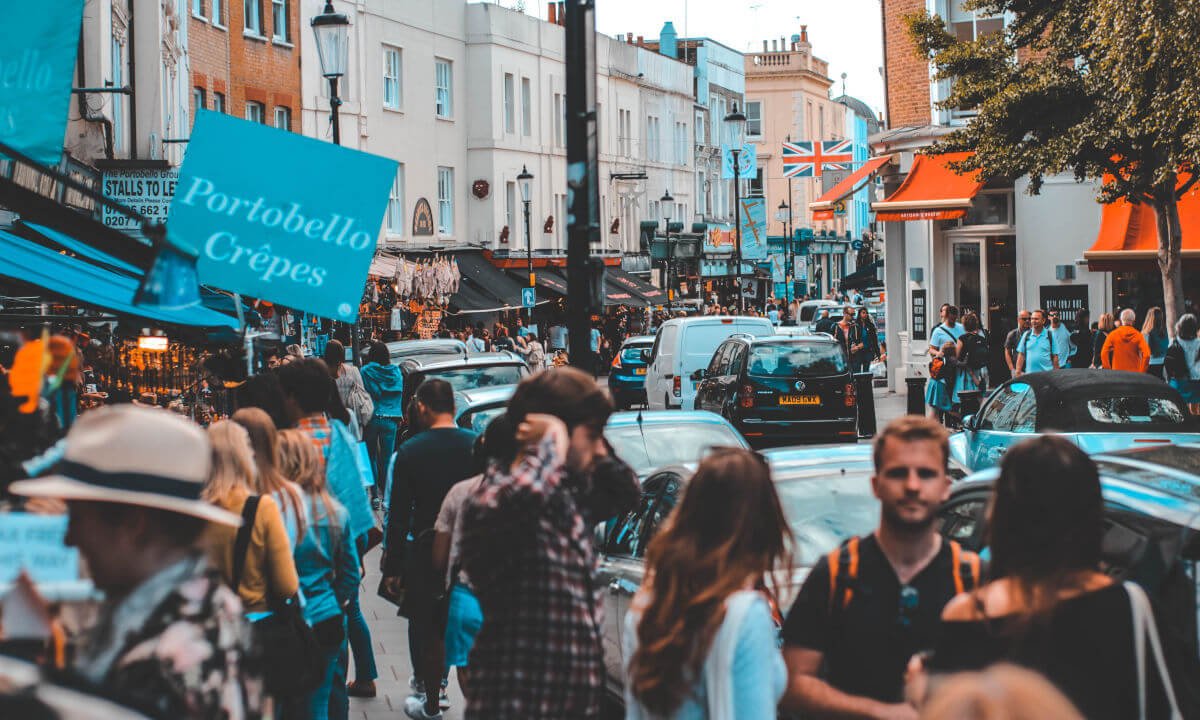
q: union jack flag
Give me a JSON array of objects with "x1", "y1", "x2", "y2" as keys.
[{"x1": 782, "y1": 140, "x2": 854, "y2": 178}]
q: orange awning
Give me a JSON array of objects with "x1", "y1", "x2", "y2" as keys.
[
  {"x1": 809, "y1": 155, "x2": 893, "y2": 221},
  {"x1": 871, "y1": 152, "x2": 984, "y2": 222},
  {"x1": 1084, "y1": 179, "x2": 1200, "y2": 271}
]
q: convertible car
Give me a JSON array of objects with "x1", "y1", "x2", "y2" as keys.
[{"x1": 949, "y1": 369, "x2": 1200, "y2": 472}]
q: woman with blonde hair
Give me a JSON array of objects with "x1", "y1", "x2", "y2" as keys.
[
  {"x1": 277, "y1": 429, "x2": 359, "y2": 720},
  {"x1": 203, "y1": 420, "x2": 298, "y2": 613},
  {"x1": 1143, "y1": 306, "x2": 1169, "y2": 378},
  {"x1": 232, "y1": 407, "x2": 306, "y2": 546},
  {"x1": 624, "y1": 448, "x2": 793, "y2": 718},
  {"x1": 1091, "y1": 312, "x2": 1116, "y2": 368}
]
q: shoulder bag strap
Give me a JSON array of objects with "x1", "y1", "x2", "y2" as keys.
[
  {"x1": 1125, "y1": 581, "x2": 1183, "y2": 719},
  {"x1": 232, "y1": 495, "x2": 261, "y2": 591}
]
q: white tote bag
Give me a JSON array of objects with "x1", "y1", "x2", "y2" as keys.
[{"x1": 1125, "y1": 581, "x2": 1183, "y2": 720}]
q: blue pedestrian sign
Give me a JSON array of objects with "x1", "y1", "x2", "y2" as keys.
[
  {"x1": 521, "y1": 287, "x2": 537, "y2": 308},
  {"x1": 852, "y1": 239, "x2": 864, "y2": 251}
]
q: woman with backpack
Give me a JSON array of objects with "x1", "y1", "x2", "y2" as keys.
[
  {"x1": 956, "y1": 312, "x2": 989, "y2": 393},
  {"x1": 278, "y1": 429, "x2": 360, "y2": 720},
  {"x1": 1091, "y1": 313, "x2": 1116, "y2": 368},
  {"x1": 913, "y1": 436, "x2": 1186, "y2": 719},
  {"x1": 624, "y1": 448, "x2": 792, "y2": 719},
  {"x1": 1165, "y1": 313, "x2": 1200, "y2": 416}
]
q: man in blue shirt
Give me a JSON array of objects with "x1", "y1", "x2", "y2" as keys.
[{"x1": 1016, "y1": 309, "x2": 1060, "y2": 375}]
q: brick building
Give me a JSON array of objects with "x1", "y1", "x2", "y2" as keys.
[{"x1": 188, "y1": 0, "x2": 301, "y2": 131}]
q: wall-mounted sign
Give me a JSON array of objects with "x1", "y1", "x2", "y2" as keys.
[
  {"x1": 101, "y1": 167, "x2": 179, "y2": 234},
  {"x1": 720, "y1": 144, "x2": 758, "y2": 179},
  {"x1": 415, "y1": 308, "x2": 442, "y2": 339},
  {"x1": 0, "y1": 513, "x2": 79, "y2": 584},
  {"x1": 737, "y1": 197, "x2": 768, "y2": 261},
  {"x1": 0, "y1": 0, "x2": 84, "y2": 166},
  {"x1": 169, "y1": 110, "x2": 397, "y2": 321},
  {"x1": 412, "y1": 198, "x2": 434, "y2": 236},
  {"x1": 1039, "y1": 284, "x2": 1089, "y2": 329},
  {"x1": 912, "y1": 288, "x2": 928, "y2": 342}
]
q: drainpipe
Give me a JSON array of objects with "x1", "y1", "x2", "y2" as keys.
[
  {"x1": 128, "y1": 0, "x2": 137, "y2": 158},
  {"x1": 76, "y1": 30, "x2": 116, "y2": 158}
]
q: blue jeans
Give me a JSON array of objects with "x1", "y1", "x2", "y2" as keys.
[
  {"x1": 345, "y1": 583, "x2": 377, "y2": 682},
  {"x1": 363, "y1": 416, "x2": 399, "y2": 495},
  {"x1": 307, "y1": 620, "x2": 347, "y2": 720}
]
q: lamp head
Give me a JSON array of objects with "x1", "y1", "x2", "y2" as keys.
[{"x1": 311, "y1": 1, "x2": 350, "y2": 80}]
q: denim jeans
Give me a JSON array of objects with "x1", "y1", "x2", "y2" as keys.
[
  {"x1": 345, "y1": 580, "x2": 378, "y2": 683},
  {"x1": 363, "y1": 416, "x2": 399, "y2": 496},
  {"x1": 307, "y1": 619, "x2": 347, "y2": 720}
]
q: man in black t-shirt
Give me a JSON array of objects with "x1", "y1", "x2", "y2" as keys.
[
  {"x1": 1003, "y1": 310, "x2": 1031, "y2": 377},
  {"x1": 781, "y1": 416, "x2": 978, "y2": 719},
  {"x1": 382, "y1": 378, "x2": 478, "y2": 719}
]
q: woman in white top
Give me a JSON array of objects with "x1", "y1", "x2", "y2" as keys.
[
  {"x1": 624, "y1": 448, "x2": 792, "y2": 719},
  {"x1": 1165, "y1": 313, "x2": 1200, "y2": 416}
]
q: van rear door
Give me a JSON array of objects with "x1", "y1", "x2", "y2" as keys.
[{"x1": 678, "y1": 318, "x2": 773, "y2": 410}]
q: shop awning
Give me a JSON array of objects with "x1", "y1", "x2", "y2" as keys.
[
  {"x1": 1084, "y1": 183, "x2": 1200, "y2": 271},
  {"x1": 455, "y1": 253, "x2": 527, "y2": 308},
  {"x1": 508, "y1": 267, "x2": 569, "y2": 297},
  {"x1": 368, "y1": 253, "x2": 400, "y2": 278},
  {"x1": 0, "y1": 229, "x2": 239, "y2": 329},
  {"x1": 871, "y1": 152, "x2": 984, "y2": 222},
  {"x1": 810, "y1": 155, "x2": 893, "y2": 221},
  {"x1": 840, "y1": 260, "x2": 884, "y2": 291},
  {"x1": 605, "y1": 266, "x2": 665, "y2": 305}
]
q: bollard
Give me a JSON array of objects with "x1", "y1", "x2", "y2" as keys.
[
  {"x1": 958, "y1": 389, "x2": 982, "y2": 418},
  {"x1": 854, "y1": 372, "x2": 877, "y2": 437},
  {"x1": 905, "y1": 376, "x2": 927, "y2": 416}
]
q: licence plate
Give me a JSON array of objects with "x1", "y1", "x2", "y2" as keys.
[
  {"x1": 634, "y1": 367, "x2": 647, "y2": 375},
  {"x1": 779, "y1": 394, "x2": 820, "y2": 406}
]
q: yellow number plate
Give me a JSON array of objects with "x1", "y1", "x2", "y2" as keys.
[
  {"x1": 634, "y1": 367, "x2": 647, "y2": 375},
  {"x1": 779, "y1": 394, "x2": 820, "y2": 406}
]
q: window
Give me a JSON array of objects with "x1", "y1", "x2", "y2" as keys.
[
  {"x1": 244, "y1": 100, "x2": 264, "y2": 123},
  {"x1": 435, "y1": 59, "x2": 453, "y2": 118},
  {"x1": 111, "y1": 38, "x2": 125, "y2": 154},
  {"x1": 192, "y1": 87, "x2": 206, "y2": 112},
  {"x1": 212, "y1": 0, "x2": 223, "y2": 25},
  {"x1": 646, "y1": 116, "x2": 660, "y2": 162},
  {"x1": 273, "y1": 106, "x2": 290, "y2": 130},
  {"x1": 213, "y1": 92, "x2": 226, "y2": 113},
  {"x1": 505, "y1": 181, "x2": 516, "y2": 234},
  {"x1": 979, "y1": 382, "x2": 1033, "y2": 431},
  {"x1": 1085, "y1": 397, "x2": 1187, "y2": 425},
  {"x1": 520, "y1": 77, "x2": 531, "y2": 136},
  {"x1": 618, "y1": 108, "x2": 631, "y2": 156},
  {"x1": 243, "y1": 0, "x2": 262, "y2": 35},
  {"x1": 553, "y1": 93, "x2": 563, "y2": 147},
  {"x1": 271, "y1": 0, "x2": 287, "y2": 41},
  {"x1": 750, "y1": 342, "x2": 849, "y2": 376},
  {"x1": 749, "y1": 168, "x2": 764, "y2": 197},
  {"x1": 675, "y1": 121, "x2": 687, "y2": 165},
  {"x1": 437, "y1": 167, "x2": 454, "y2": 234},
  {"x1": 697, "y1": 171, "x2": 707, "y2": 215},
  {"x1": 386, "y1": 165, "x2": 405, "y2": 235},
  {"x1": 192, "y1": 0, "x2": 204, "y2": 18},
  {"x1": 695, "y1": 110, "x2": 705, "y2": 144},
  {"x1": 745, "y1": 100, "x2": 762, "y2": 136},
  {"x1": 382, "y1": 46, "x2": 402, "y2": 110},
  {"x1": 502, "y1": 73, "x2": 515, "y2": 133}
]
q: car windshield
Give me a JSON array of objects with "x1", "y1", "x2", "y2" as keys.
[
  {"x1": 1085, "y1": 396, "x2": 1188, "y2": 425},
  {"x1": 776, "y1": 472, "x2": 880, "y2": 566},
  {"x1": 749, "y1": 342, "x2": 847, "y2": 376},
  {"x1": 426, "y1": 364, "x2": 526, "y2": 391},
  {"x1": 463, "y1": 405, "x2": 506, "y2": 435},
  {"x1": 800, "y1": 305, "x2": 823, "y2": 322},
  {"x1": 605, "y1": 422, "x2": 745, "y2": 475},
  {"x1": 620, "y1": 345, "x2": 650, "y2": 363}
]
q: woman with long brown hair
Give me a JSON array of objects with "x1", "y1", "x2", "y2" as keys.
[
  {"x1": 624, "y1": 448, "x2": 793, "y2": 718},
  {"x1": 232, "y1": 407, "x2": 306, "y2": 546}
]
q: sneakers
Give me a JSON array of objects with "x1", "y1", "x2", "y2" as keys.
[
  {"x1": 346, "y1": 680, "x2": 376, "y2": 698},
  {"x1": 403, "y1": 694, "x2": 442, "y2": 719},
  {"x1": 439, "y1": 685, "x2": 450, "y2": 710}
]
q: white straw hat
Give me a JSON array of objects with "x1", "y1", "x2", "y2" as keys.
[{"x1": 9, "y1": 404, "x2": 241, "y2": 526}]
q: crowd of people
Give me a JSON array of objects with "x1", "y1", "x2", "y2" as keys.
[{"x1": 924, "y1": 302, "x2": 1200, "y2": 422}]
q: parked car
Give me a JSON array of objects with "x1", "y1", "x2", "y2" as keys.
[
  {"x1": 608, "y1": 335, "x2": 656, "y2": 410},
  {"x1": 694, "y1": 334, "x2": 858, "y2": 446},
  {"x1": 644, "y1": 316, "x2": 776, "y2": 411},
  {"x1": 397, "y1": 351, "x2": 529, "y2": 411},
  {"x1": 603, "y1": 410, "x2": 748, "y2": 479},
  {"x1": 949, "y1": 369, "x2": 1199, "y2": 472},
  {"x1": 941, "y1": 443, "x2": 1200, "y2": 657},
  {"x1": 386, "y1": 338, "x2": 468, "y2": 363},
  {"x1": 597, "y1": 444, "x2": 881, "y2": 705},
  {"x1": 454, "y1": 384, "x2": 517, "y2": 435}
]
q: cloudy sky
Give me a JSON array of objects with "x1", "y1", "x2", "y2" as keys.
[{"x1": 517, "y1": 0, "x2": 886, "y2": 117}]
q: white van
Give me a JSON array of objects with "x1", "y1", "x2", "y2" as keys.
[{"x1": 644, "y1": 316, "x2": 776, "y2": 411}]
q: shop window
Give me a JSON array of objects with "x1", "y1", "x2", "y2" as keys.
[{"x1": 962, "y1": 191, "x2": 1013, "y2": 226}]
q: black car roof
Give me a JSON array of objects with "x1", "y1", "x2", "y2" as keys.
[{"x1": 999, "y1": 369, "x2": 1189, "y2": 430}]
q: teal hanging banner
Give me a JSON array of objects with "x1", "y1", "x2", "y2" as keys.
[
  {"x1": 0, "y1": 0, "x2": 85, "y2": 166},
  {"x1": 169, "y1": 111, "x2": 398, "y2": 321},
  {"x1": 737, "y1": 196, "x2": 768, "y2": 261}
]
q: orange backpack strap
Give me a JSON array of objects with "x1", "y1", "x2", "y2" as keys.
[
  {"x1": 843, "y1": 536, "x2": 860, "y2": 607},
  {"x1": 826, "y1": 546, "x2": 841, "y2": 610},
  {"x1": 827, "y1": 536, "x2": 861, "y2": 613},
  {"x1": 949, "y1": 541, "x2": 982, "y2": 594}
]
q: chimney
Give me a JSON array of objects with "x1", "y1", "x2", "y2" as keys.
[
  {"x1": 801, "y1": 25, "x2": 809, "y2": 44},
  {"x1": 637, "y1": 35, "x2": 644, "y2": 47},
  {"x1": 547, "y1": 2, "x2": 556, "y2": 25},
  {"x1": 771, "y1": 39, "x2": 777, "y2": 52},
  {"x1": 558, "y1": 2, "x2": 565, "y2": 25},
  {"x1": 762, "y1": 40, "x2": 768, "y2": 52},
  {"x1": 660, "y1": 21, "x2": 678, "y2": 59},
  {"x1": 626, "y1": 32, "x2": 633, "y2": 44}
]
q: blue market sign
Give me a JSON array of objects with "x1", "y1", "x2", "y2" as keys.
[
  {"x1": 737, "y1": 197, "x2": 768, "y2": 261},
  {"x1": 0, "y1": 0, "x2": 84, "y2": 166},
  {"x1": 169, "y1": 111, "x2": 397, "y2": 321},
  {"x1": 521, "y1": 287, "x2": 537, "y2": 308}
]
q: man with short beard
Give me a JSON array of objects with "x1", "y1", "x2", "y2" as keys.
[{"x1": 780, "y1": 416, "x2": 980, "y2": 720}]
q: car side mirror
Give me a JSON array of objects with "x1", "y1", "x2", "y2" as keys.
[
  {"x1": 640, "y1": 348, "x2": 652, "y2": 363},
  {"x1": 691, "y1": 369, "x2": 706, "y2": 381},
  {"x1": 962, "y1": 414, "x2": 977, "y2": 431}
]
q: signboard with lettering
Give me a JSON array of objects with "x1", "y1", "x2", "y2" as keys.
[
  {"x1": 169, "y1": 111, "x2": 397, "y2": 321},
  {"x1": 415, "y1": 309, "x2": 443, "y2": 339},
  {"x1": 0, "y1": 513, "x2": 78, "y2": 584},
  {"x1": 102, "y1": 167, "x2": 179, "y2": 234},
  {"x1": 413, "y1": 198, "x2": 434, "y2": 236},
  {"x1": 912, "y1": 288, "x2": 928, "y2": 342},
  {"x1": 0, "y1": 0, "x2": 84, "y2": 166},
  {"x1": 1039, "y1": 284, "x2": 1090, "y2": 329}
]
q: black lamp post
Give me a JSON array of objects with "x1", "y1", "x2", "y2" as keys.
[
  {"x1": 661, "y1": 189, "x2": 674, "y2": 314},
  {"x1": 777, "y1": 198, "x2": 792, "y2": 305},
  {"x1": 724, "y1": 102, "x2": 747, "y2": 313},
  {"x1": 311, "y1": 1, "x2": 350, "y2": 145},
  {"x1": 517, "y1": 165, "x2": 534, "y2": 321}
]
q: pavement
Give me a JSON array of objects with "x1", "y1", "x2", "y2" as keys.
[{"x1": 347, "y1": 386, "x2": 909, "y2": 719}]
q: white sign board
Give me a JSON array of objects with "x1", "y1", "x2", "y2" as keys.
[{"x1": 101, "y1": 167, "x2": 180, "y2": 233}]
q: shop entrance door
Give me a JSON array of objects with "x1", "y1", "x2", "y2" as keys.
[{"x1": 950, "y1": 235, "x2": 1017, "y2": 381}]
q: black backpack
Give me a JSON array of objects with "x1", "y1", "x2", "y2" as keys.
[{"x1": 964, "y1": 332, "x2": 990, "y2": 370}]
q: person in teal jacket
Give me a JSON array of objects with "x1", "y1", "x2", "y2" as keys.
[{"x1": 360, "y1": 341, "x2": 405, "y2": 503}]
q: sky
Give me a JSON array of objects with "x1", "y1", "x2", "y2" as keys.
[{"x1": 518, "y1": 0, "x2": 886, "y2": 119}]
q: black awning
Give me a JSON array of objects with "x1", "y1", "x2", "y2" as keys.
[
  {"x1": 508, "y1": 267, "x2": 569, "y2": 297},
  {"x1": 456, "y1": 253, "x2": 527, "y2": 308},
  {"x1": 449, "y1": 277, "x2": 508, "y2": 312},
  {"x1": 840, "y1": 260, "x2": 884, "y2": 291},
  {"x1": 605, "y1": 265, "x2": 664, "y2": 306}
]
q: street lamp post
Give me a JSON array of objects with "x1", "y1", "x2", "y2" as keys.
[
  {"x1": 661, "y1": 189, "x2": 674, "y2": 314},
  {"x1": 777, "y1": 198, "x2": 792, "y2": 306},
  {"x1": 724, "y1": 103, "x2": 747, "y2": 314},
  {"x1": 518, "y1": 165, "x2": 534, "y2": 322}
]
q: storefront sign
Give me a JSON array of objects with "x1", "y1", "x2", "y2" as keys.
[
  {"x1": 101, "y1": 167, "x2": 179, "y2": 233},
  {"x1": 415, "y1": 309, "x2": 442, "y2": 339},
  {"x1": 1039, "y1": 284, "x2": 1089, "y2": 328},
  {"x1": 738, "y1": 197, "x2": 768, "y2": 261},
  {"x1": 0, "y1": 0, "x2": 84, "y2": 166},
  {"x1": 169, "y1": 111, "x2": 397, "y2": 321},
  {"x1": 0, "y1": 514, "x2": 79, "y2": 584},
  {"x1": 794, "y1": 257, "x2": 807, "y2": 282},
  {"x1": 413, "y1": 198, "x2": 434, "y2": 236},
  {"x1": 912, "y1": 288, "x2": 928, "y2": 341},
  {"x1": 720, "y1": 144, "x2": 757, "y2": 179}
]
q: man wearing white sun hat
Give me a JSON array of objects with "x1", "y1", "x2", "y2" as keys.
[{"x1": 9, "y1": 404, "x2": 269, "y2": 719}]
